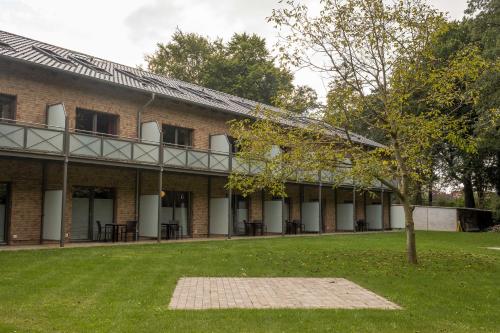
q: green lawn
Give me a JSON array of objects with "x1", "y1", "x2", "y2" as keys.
[{"x1": 0, "y1": 232, "x2": 499, "y2": 333}]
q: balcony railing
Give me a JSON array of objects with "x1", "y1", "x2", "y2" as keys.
[{"x1": 0, "y1": 118, "x2": 389, "y2": 188}]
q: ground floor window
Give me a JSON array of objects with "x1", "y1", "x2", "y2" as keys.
[{"x1": 71, "y1": 187, "x2": 115, "y2": 241}]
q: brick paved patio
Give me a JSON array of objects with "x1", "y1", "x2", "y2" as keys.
[{"x1": 169, "y1": 277, "x2": 401, "y2": 310}]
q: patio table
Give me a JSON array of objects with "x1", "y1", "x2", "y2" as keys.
[{"x1": 104, "y1": 224, "x2": 126, "y2": 242}]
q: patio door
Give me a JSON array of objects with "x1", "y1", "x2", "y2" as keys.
[
  {"x1": 0, "y1": 183, "x2": 9, "y2": 244},
  {"x1": 232, "y1": 195, "x2": 248, "y2": 235},
  {"x1": 161, "y1": 191, "x2": 191, "y2": 236},
  {"x1": 71, "y1": 187, "x2": 114, "y2": 241}
]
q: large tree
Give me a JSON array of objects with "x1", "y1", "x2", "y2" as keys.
[
  {"x1": 228, "y1": 0, "x2": 486, "y2": 264},
  {"x1": 145, "y1": 30, "x2": 317, "y2": 112}
]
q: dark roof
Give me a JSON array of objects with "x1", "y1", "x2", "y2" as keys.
[{"x1": 0, "y1": 30, "x2": 383, "y2": 148}]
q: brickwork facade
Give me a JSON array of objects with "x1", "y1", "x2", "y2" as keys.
[{"x1": 0, "y1": 59, "x2": 392, "y2": 245}]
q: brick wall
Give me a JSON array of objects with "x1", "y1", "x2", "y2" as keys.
[
  {"x1": 0, "y1": 159, "x2": 43, "y2": 244},
  {"x1": 0, "y1": 59, "x2": 236, "y2": 149}
]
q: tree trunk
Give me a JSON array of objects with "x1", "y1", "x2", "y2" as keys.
[
  {"x1": 463, "y1": 175, "x2": 475, "y2": 208},
  {"x1": 402, "y1": 199, "x2": 418, "y2": 264}
]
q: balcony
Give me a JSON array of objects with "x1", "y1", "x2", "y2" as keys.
[{"x1": 0, "y1": 118, "x2": 388, "y2": 188}]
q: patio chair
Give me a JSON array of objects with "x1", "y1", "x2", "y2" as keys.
[
  {"x1": 292, "y1": 219, "x2": 305, "y2": 234},
  {"x1": 355, "y1": 219, "x2": 367, "y2": 232},
  {"x1": 167, "y1": 220, "x2": 183, "y2": 240},
  {"x1": 120, "y1": 220, "x2": 138, "y2": 241},
  {"x1": 252, "y1": 219, "x2": 266, "y2": 236},
  {"x1": 95, "y1": 221, "x2": 111, "y2": 242}
]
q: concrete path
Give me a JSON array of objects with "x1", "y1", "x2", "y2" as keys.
[
  {"x1": 169, "y1": 277, "x2": 401, "y2": 310},
  {"x1": 0, "y1": 231, "x2": 399, "y2": 252}
]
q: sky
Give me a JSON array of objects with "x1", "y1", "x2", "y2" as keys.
[{"x1": 0, "y1": 0, "x2": 469, "y2": 100}]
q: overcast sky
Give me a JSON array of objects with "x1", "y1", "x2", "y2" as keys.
[{"x1": 1, "y1": 0, "x2": 469, "y2": 99}]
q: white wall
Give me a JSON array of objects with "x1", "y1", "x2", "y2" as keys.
[
  {"x1": 264, "y1": 200, "x2": 283, "y2": 233},
  {"x1": 336, "y1": 203, "x2": 354, "y2": 230},
  {"x1": 141, "y1": 121, "x2": 161, "y2": 143},
  {"x1": 71, "y1": 198, "x2": 89, "y2": 240},
  {"x1": 366, "y1": 204, "x2": 382, "y2": 230},
  {"x1": 390, "y1": 205, "x2": 458, "y2": 231},
  {"x1": 139, "y1": 195, "x2": 159, "y2": 238},
  {"x1": 47, "y1": 103, "x2": 66, "y2": 130},
  {"x1": 302, "y1": 202, "x2": 320, "y2": 232},
  {"x1": 390, "y1": 205, "x2": 405, "y2": 229},
  {"x1": 43, "y1": 190, "x2": 62, "y2": 240},
  {"x1": 210, "y1": 198, "x2": 228, "y2": 234},
  {"x1": 210, "y1": 135, "x2": 230, "y2": 153}
]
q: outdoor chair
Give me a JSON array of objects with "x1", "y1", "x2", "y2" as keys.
[
  {"x1": 355, "y1": 219, "x2": 367, "y2": 232},
  {"x1": 252, "y1": 219, "x2": 266, "y2": 236},
  {"x1": 120, "y1": 220, "x2": 138, "y2": 241},
  {"x1": 167, "y1": 220, "x2": 183, "y2": 240},
  {"x1": 292, "y1": 219, "x2": 305, "y2": 234},
  {"x1": 95, "y1": 220, "x2": 105, "y2": 241}
]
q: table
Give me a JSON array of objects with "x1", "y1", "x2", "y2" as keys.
[
  {"x1": 245, "y1": 222, "x2": 265, "y2": 236},
  {"x1": 104, "y1": 224, "x2": 126, "y2": 242}
]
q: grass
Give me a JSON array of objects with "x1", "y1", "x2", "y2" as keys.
[{"x1": 0, "y1": 231, "x2": 499, "y2": 333}]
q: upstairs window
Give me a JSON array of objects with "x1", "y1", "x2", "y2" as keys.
[
  {"x1": 75, "y1": 108, "x2": 118, "y2": 136},
  {"x1": 0, "y1": 94, "x2": 16, "y2": 120},
  {"x1": 162, "y1": 124, "x2": 193, "y2": 147}
]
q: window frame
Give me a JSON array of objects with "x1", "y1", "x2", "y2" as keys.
[
  {"x1": 0, "y1": 93, "x2": 16, "y2": 121},
  {"x1": 162, "y1": 124, "x2": 193, "y2": 147},
  {"x1": 75, "y1": 108, "x2": 119, "y2": 136}
]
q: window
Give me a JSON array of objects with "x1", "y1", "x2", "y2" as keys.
[
  {"x1": 0, "y1": 40, "x2": 15, "y2": 52},
  {"x1": 0, "y1": 94, "x2": 16, "y2": 120},
  {"x1": 69, "y1": 55, "x2": 110, "y2": 75},
  {"x1": 32, "y1": 46, "x2": 74, "y2": 66},
  {"x1": 179, "y1": 86, "x2": 227, "y2": 105},
  {"x1": 75, "y1": 108, "x2": 118, "y2": 136},
  {"x1": 162, "y1": 125, "x2": 193, "y2": 147}
]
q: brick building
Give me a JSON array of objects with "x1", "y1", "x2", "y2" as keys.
[{"x1": 0, "y1": 30, "x2": 391, "y2": 246}]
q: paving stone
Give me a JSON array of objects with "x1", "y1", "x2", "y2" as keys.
[{"x1": 169, "y1": 277, "x2": 401, "y2": 310}]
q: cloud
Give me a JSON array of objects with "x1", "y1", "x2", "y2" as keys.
[{"x1": 124, "y1": 0, "x2": 278, "y2": 46}]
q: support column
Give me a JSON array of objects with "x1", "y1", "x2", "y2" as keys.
[
  {"x1": 157, "y1": 132, "x2": 163, "y2": 243},
  {"x1": 157, "y1": 169, "x2": 162, "y2": 242},
  {"x1": 318, "y1": 177, "x2": 322, "y2": 235},
  {"x1": 352, "y1": 186, "x2": 356, "y2": 231},
  {"x1": 207, "y1": 176, "x2": 211, "y2": 238},
  {"x1": 59, "y1": 115, "x2": 69, "y2": 247},
  {"x1": 135, "y1": 169, "x2": 140, "y2": 241},
  {"x1": 281, "y1": 195, "x2": 285, "y2": 236},
  {"x1": 227, "y1": 143, "x2": 233, "y2": 239},
  {"x1": 381, "y1": 188, "x2": 385, "y2": 230}
]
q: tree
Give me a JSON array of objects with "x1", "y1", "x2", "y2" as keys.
[
  {"x1": 145, "y1": 29, "x2": 216, "y2": 85},
  {"x1": 146, "y1": 31, "x2": 317, "y2": 112},
  {"x1": 228, "y1": 0, "x2": 486, "y2": 264}
]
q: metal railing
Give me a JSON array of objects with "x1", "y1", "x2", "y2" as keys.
[{"x1": 0, "y1": 118, "x2": 390, "y2": 188}]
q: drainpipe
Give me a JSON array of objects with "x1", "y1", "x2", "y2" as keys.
[{"x1": 137, "y1": 93, "x2": 156, "y2": 140}]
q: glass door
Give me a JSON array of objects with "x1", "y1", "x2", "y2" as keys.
[
  {"x1": 161, "y1": 191, "x2": 191, "y2": 237},
  {"x1": 0, "y1": 183, "x2": 9, "y2": 244},
  {"x1": 233, "y1": 195, "x2": 248, "y2": 235},
  {"x1": 71, "y1": 187, "x2": 114, "y2": 241}
]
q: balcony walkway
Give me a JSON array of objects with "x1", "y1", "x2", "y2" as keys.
[{"x1": 0, "y1": 230, "x2": 400, "y2": 252}]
